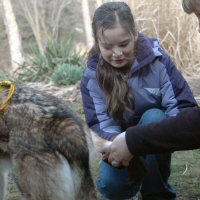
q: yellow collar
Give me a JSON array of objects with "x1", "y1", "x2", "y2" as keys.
[{"x1": 0, "y1": 81, "x2": 15, "y2": 112}]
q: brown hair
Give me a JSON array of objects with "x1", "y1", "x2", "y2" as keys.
[
  {"x1": 88, "y1": 2, "x2": 137, "y2": 123},
  {"x1": 182, "y1": 0, "x2": 197, "y2": 14}
]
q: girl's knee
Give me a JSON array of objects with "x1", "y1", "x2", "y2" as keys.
[{"x1": 139, "y1": 108, "x2": 166, "y2": 125}]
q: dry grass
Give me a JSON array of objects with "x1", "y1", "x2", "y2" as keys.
[
  {"x1": 121, "y1": 0, "x2": 200, "y2": 76},
  {"x1": 1, "y1": 0, "x2": 199, "y2": 75}
]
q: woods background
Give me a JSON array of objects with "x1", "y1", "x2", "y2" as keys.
[{"x1": 0, "y1": 0, "x2": 200, "y2": 78}]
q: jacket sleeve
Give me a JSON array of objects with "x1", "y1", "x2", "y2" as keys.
[
  {"x1": 159, "y1": 50, "x2": 197, "y2": 116},
  {"x1": 126, "y1": 106, "x2": 200, "y2": 155},
  {"x1": 81, "y1": 69, "x2": 121, "y2": 141}
]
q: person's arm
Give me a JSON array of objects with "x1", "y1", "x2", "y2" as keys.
[
  {"x1": 81, "y1": 60, "x2": 121, "y2": 141},
  {"x1": 105, "y1": 106, "x2": 200, "y2": 167},
  {"x1": 126, "y1": 106, "x2": 200, "y2": 155}
]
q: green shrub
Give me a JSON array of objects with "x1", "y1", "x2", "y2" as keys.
[
  {"x1": 16, "y1": 40, "x2": 86, "y2": 85},
  {"x1": 51, "y1": 63, "x2": 84, "y2": 85}
]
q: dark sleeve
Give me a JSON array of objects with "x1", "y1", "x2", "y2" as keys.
[{"x1": 126, "y1": 106, "x2": 200, "y2": 155}]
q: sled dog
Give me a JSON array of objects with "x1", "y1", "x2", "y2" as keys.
[{"x1": 0, "y1": 83, "x2": 110, "y2": 200}]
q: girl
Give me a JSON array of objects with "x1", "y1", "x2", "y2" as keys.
[
  {"x1": 81, "y1": 2, "x2": 197, "y2": 200},
  {"x1": 103, "y1": 0, "x2": 200, "y2": 173}
]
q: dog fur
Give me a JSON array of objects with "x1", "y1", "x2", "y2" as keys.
[{"x1": 0, "y1": 85, "x2": 110, "y2": 200}]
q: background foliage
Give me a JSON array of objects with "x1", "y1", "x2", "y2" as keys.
[
  {"x1": 16, "y1": 40, "x2": 86, "y2": 84},
  {"x1": 0, "y1": 0, "x2": 200, "y2": 86}
]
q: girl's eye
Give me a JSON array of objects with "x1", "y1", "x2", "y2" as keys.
[
  {"x1": 101, "y1": 44, "x2": 112, "y2": 50},
  {"x1": 120, "y1": 43, "x2": 128, "y2": 47},
  {"x1": 104, "y1": 46, "x2": 112, "y2": 50}
]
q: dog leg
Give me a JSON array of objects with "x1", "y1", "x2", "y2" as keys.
[
  {"x1": 76, "y1": 169, "x2": 97, "y2": 200},
  {"x1": 0, "y1": 153, "x2": 11, "y2": 200},
  {"x1": 84, "y1": 126, "x2": 111, "y2": 162},
  {"x1": 12, "y1": 152, "x2": 77, "y2": 200},
  {"x1": 90, "y1": 129, "x2": 111, "y2": 152}
]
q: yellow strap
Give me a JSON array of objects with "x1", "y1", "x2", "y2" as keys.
[{"x1": 0, "y1": 81, "x2": 15, "y2": 112}]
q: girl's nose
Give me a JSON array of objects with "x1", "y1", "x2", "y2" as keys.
[{"x1": 112, "y1": 48, "x2": 122, "y2": 56}]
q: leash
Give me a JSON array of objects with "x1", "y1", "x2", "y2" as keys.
[{"x1": 0, "y1": 80, "x2": 15, "y2": 112}]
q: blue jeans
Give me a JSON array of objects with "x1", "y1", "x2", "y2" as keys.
[{"x1": 97, "y1": 108, "x2": 176, "y2": 200}]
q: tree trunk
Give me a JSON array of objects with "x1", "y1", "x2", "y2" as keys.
[
  {"x1": 18, "y1": 0, "x2": 45, "y2": 55},
  {"x1": 95, "y1": 0, "x2": 103, "y2": 8},
  {"x1": 1, "y1": 0, "x2": 24, "y2": 72},
  {"x1": 82, "y1": 0, "x2": 93, "y2": 50}
]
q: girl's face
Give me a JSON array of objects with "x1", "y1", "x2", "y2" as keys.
[{"x1": 98, "y1": 24, "x2": 136, "y2": 68}]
